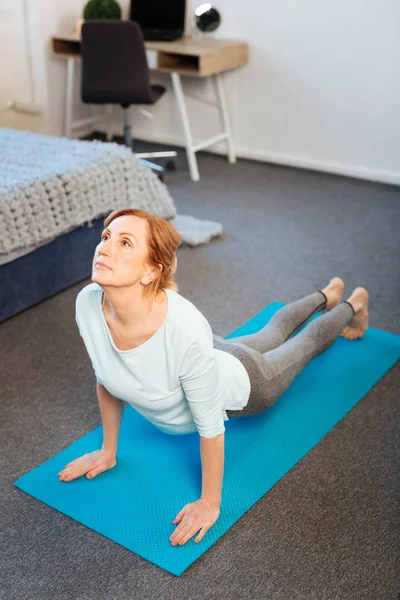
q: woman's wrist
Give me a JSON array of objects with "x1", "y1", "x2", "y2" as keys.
[
  {"x1": 199, "y1": 497, "x2": 220, "y2": 508},
  {"x1": 101, "y1": 445, "x2": 117, "y2": 457}
]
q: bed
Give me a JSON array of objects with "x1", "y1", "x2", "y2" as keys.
[{"x1": 0, "y1": 129, "x2": 186, "y2": 322}]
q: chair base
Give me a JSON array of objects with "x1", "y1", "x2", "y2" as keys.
[
  {"x1": 122, "y1": 109, "x2": 176, "y2": 180},
  {"x1": 139, "y1": 157, "x2": 164, "y2": 181},
  {"x1": 135, "y1": 151, "x2": 177, "y2": 159},
  {"x1": 136, "y1": 151, "x2": 177, "y2": 179}
]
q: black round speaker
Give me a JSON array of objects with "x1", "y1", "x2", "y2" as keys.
[{"x1": 195, "y1": 4, "x2": 221, "y2": 33}]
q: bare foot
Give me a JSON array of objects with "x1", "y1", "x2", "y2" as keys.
[
  {"x1": 321, "y1": 277, "x2": 345, "y2": 310},
  {"x1": 341, "y1": 287, "x2": 369, "y2": 340}
]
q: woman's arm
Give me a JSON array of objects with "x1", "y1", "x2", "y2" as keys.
[
  {"x1": 200, "y1": 432, "x2": 224, "y2": 506},
  {"x1": 179, "y1": 336, "x2": 226, "y2": 505},
  {"x1": 58, "y1": 383, "x2": 123, "y2": 482},
  {"x1": 170, "y1": 433, "x2": 224, "y2": 546},
  {"x1": 96, "y1": 382, "x2": 124, "y2": 456}
]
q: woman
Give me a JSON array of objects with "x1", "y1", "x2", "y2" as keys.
[{"x1": 58, "y1": 208, "x2": 369, "y2": 547}]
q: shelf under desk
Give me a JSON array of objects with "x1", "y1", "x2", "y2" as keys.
[{"x1": 52, "y1": 33, "x2": 247, "y2": 76}]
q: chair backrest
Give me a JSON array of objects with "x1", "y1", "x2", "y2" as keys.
[{"x1": 81, "y1": 20, "x2": 153, "y2": 106}]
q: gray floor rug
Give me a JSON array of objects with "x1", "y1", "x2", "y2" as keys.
[{"x1": 1, "y1": 142, "x2": 399, "y2": 600}]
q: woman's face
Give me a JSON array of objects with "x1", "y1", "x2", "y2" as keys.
[{"x1": 92, "y1": 215, "x2": 154, "y2": 288}]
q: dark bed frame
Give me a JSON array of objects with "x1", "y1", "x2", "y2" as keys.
[{"x1": 0, "y1": 217, "x2": 105, "y2": 323}]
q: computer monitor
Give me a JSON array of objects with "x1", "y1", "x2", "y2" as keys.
[{"x1": 130, "y1": 0, "x2": 186, "y2": 41}]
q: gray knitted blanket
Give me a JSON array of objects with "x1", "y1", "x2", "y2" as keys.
[{"x1": 0, "y1": 129, "x2": 222, "y2": 258}]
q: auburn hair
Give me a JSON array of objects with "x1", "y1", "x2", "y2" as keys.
[{"x1": 103, "y1": 208, "x2": 181, "y2": 297}]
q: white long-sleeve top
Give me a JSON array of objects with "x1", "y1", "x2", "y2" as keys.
[{"x1": 75, "y1": 283, "x2": 251, "y2": 438}]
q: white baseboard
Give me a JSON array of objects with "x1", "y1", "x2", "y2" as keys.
[
  {"x1": 130, "y1": 128, "x2": 400, "y2": 187},
  {"x1": 234, "y1": 147, "x2": 400, "y2": 187},
  {"x1": 76, "y1": 121, "x2": 400, "y2": 187}
]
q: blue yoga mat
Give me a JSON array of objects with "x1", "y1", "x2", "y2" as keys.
[{"x1": 15, "y1": 302, "x2": 400, "y2": 576}]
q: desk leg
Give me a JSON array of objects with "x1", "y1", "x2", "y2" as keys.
[
  {"x1": 106, "y1": 106, "x2": 114, "y2": 141},
  {"x1": 65, "y1": 57, "x2": 74, "y2": 138},
  {"x1": 171, "y1": 72, "x2": 200, "y2": 182},
  {"x1": 215, "y1": 73, "x2": 236, "y2": 164}
]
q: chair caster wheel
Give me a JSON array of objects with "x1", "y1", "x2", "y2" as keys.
[{"x1": 166, "y1": 159, "x2": 176, "y2": 171}]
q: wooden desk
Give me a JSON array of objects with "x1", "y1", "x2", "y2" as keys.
[{"x1": 52, "y1": 32, "x2": 248, "y2": 181}]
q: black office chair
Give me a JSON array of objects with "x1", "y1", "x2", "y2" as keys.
[{"x1": 81, "y1": 20, "x2": 176, "y2": 178}]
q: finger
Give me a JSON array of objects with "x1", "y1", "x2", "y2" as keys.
[
  {"x1": 86, "y1": 464, "x2": 110, "y2": 479},
  {"x1": 63, "y1": 454, "x2": 89, "y2": 469},
  {"x1": 59, "y1": 457, "x2": 90, "y2": 475},
  {"x1": 60, "y1": 453, "x2": 107, "y2": 479},
  {"x1": 59, "y1": 462, "x2": 89, "y2": 479},
  {"x1": 195, "y1": 525, "x2": 210, "y2": 544},
  {"x1": 63, "y1": 454, "x2": 88, "y2": 471},
  {"x1": 172, "y1": 508, "x2": 186, "y2": 524},
  {"x1": 170, "y1": 524, "x2": 184, "y2": 542},
  {"x1": 59, "y1": 470, "x2": 81, "y2": 482},
  {"x1": 59, "y1": 459, "x2": 95, "y2": 481},
  {"x1": 65, "y1": 452, "x2": 107, "y2": 471},
  {"x1": 177, "y1": 524, "x2": 200, "y2": 546},
  {"x1": 171, "y1": 521, "x2": 196, "y2": 545},
  {"x1": 170, "y1": 519, "x2": 189, "y2": 543}
]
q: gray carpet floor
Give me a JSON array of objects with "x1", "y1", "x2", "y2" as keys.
[{"x1": 1, "y1": 142, "x2": 400, "y2": 600}]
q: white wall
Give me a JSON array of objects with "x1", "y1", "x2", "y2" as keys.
[
  {"x1": 2, "y1": 0, "x2": 400, "y2": 184},
  {"x1": 36, "y1": 0, "x2": 91, "y2": 136},
  {"x1": 132, "y1": 0, "x2": 400, "y2": 184},
  {"x1": 229, "y1": 0, "x2": 400, "y2": 184},
  {"x1": 0, "y1": 0, "x2": 47, "y2": 129}
]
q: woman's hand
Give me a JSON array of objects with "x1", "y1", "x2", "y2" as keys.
[
  {"x1": 170, "y1": 498, "x2": 220, "y2": 546},
  {"x1": 58, "y1": 448, "x2": 116, "y2": 482}
]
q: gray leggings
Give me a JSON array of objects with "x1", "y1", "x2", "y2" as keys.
[{"x1": 213, "y1": 291, "x2": 355, "y2": 418}]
